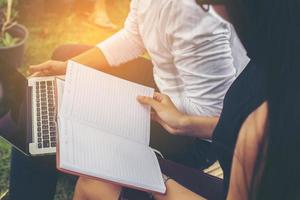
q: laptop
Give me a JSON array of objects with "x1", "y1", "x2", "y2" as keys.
[{"x1": 0, "y1": 67, "x2": 63, "y2": 156}]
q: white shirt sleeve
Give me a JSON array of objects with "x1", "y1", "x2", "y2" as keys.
[
  {"x1": 96, "y1": 0, "x2": 146, "y2": 66},
  {"x1": 166, "y1": 2, "x2": 237, "y2": 116}
]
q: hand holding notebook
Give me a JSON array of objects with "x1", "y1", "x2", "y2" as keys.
[{"x1": 56, "y1": 61, "x2": 166, "y2": 194}]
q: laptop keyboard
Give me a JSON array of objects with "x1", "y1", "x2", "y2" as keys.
[{"x1": 35, "y1": 80, "x2": 56, "y2": 149}]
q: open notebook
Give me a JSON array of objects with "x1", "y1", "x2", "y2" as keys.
[{"x1": 56, "y1": 61, "x2": 166, "y2": 194}]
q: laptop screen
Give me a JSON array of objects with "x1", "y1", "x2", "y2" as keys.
[{"x1": 0, "y1": 67, "x2": 29, "y2": 154}]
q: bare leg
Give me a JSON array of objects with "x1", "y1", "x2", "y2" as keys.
[
  {"x1": 153, "y1": 180, "x2": 206, "y2": 200},
  {"x1": 73, "y1": 177, "x2": 122, "y2": 200},
  {"x1": 73, "y1": 177, "x2": 206, "y2": 200}
]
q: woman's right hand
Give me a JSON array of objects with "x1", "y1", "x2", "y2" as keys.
[
  {"x1": 137, "y1": 92, "x2": 191, "y2": 135},
  {"x1": 27, "y1": 60, "x2": 67, "y2": 76}
]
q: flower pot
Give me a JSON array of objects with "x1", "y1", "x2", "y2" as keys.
[
  {"x1": 0, "y1": 79, "x2": 9, "y2": 118},
  {"x1": 0, "y1": 81, "x2": 6, "y2": 117},
  {"x1": 0, "y1": 23, "x2": 28, "y2": 69}
]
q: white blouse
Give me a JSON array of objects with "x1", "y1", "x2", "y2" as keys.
[{"x1": 98, "y1": 0, "x2": 249, "y2": 116}]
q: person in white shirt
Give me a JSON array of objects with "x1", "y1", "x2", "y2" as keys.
[{"x1": 29, "y1": 0, "x2": 249, "y2": 169}]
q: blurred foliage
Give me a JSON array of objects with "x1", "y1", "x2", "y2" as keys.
[
  {"x1": 0, "y1": 138, "x2": 11, "y2": 196},
  {"x1": 0, "y1": 0, "x2": 20, "y2": 47},
  {"x1": 0, "y1": 0, "x2": 17, "y2": 8},
  {"x1": 0, "y1": 32, "x2": 20, "y2": 47}
]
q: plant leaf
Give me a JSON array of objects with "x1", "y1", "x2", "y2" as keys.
[{"x1": 0, "y1": 32, "x2": 20, "y2": 47}]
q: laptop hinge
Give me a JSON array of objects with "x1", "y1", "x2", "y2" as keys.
[{"x1": 26, "y1": 85, "x2": 33, "y2": 146}]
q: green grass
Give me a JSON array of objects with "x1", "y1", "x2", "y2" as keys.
[
  {"x1": 0, "y1": 1, "x2": 129, "y2": 199},
  {"x1": 0, "y1": 138, "x2": 11, "y2": 195}
]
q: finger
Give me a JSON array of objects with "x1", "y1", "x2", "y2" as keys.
[
  {"x1": 151, "y1": 112, "x2": 170, "y2": 130},
  {"x1": 151, "y1": 113, "x2": 180, "y2": 134},
  {"x1": 154, "y1": 92, "x2": 172, "y2": 104},
  {"x1": 150, "y1": 111, "x2": 161, "y2": 121},
  {"x1": 137, "y1": 96, "x2": 161, "y2": 111},
  {"x1": 150, "y1": 112, "x2": 161, "y2": 122},
  {"x1": 150, "y1": 111, "x2": 156, "y2": 118},
  {"x1": 29, "y1": 71, "x2": 43, "y2": 77},
  {"x1": 28, "y1": 61, "x2": 52, "y2": 74},
  {"x1": 153, "y1": 92, "x2": 164, "y2": 102}
]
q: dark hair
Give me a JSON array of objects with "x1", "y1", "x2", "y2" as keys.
[{"x1": 226, "y1": 0, "x2": 300, "y2": 199}]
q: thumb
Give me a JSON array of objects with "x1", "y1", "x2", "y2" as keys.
[
  {"x1": 137, "y1": 96, "x2": 161, "y2": 111},
  {"x1": 153, "y1": 92, "x2": 164, "y2": 102},
  {"x1": 29, "y1": 72, "x2": 43, "y2": 77},
  {"x1": 151, "y1": 112, "x2": 180, "y2": 134}
]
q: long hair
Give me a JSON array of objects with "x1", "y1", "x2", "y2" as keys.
[{"x1": 226, "y1": 0, "x2": 300, "y2": 199}]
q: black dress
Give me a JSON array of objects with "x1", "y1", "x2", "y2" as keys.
[
  {"x1": 212, "y1": 60, "x2": 267, "y2": 197},
  {"x1": 120, "y1": 60, "x2": 268, "y2": 200}
]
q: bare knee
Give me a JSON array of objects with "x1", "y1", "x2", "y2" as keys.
[
  {"x1": 73, "y1": 177, "x2": 122, "y2": 200},
  {"x1": 73, "y1": 177, "x2": 89, "y2": 200}
]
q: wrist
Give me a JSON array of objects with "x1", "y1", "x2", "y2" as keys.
[
  {"x1": 179, "y1": 115, "x2": 192, "y2": 133},
  {"x1": 62, "y1": 61, "x2": 68, "y2": 74}
]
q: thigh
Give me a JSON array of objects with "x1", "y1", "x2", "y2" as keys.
[
  {"x1": 150, "y1": 123, "x2": 216, "y2": 169},
  {"x1": 121, "y1": 158, "x2": 223, "y2": 200},
  {"x1": 74, "y1": 177, "x2": 122, "y2": 200},
  {"x1": 9, "y1": 148, "x2": 58, "y2": 200},
  {"x1": 158, "y1": 158, "x2": 223, "y2": 200}
]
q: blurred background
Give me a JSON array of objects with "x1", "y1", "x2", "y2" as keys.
[{"x1": 0, "y1": 0, "x2": 130, "y2": 199}]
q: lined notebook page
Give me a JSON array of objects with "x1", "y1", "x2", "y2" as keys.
[
  {"x1": 60, "y1": 61, "x2": 154, "y2": 145},
  {"x1": 58, "y1": 118, "x2": 166, "y2": 193},
  {"x1": 55, "y1": 78, "x2": 65, "y2": 113}
]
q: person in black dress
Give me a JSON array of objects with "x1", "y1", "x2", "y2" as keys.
[{"x1": 73, "y1": 0, "x2": 300, "y2": 199}]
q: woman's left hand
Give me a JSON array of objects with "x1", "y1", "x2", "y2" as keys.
[{"x1": 137, "y1": 92, "x2": 190, "y2": 135}]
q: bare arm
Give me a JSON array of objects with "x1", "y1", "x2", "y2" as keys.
[
  {"x1": 180, "y1": 115, "x2": 219, "y2": 140},
  {"x1": 227, "y1": 102, "x2": 268, "y2": 200},
  {"x1": 152, "y1": 102, "x2": 268, "y2": 200},
  {"x1": 137, "y1": 92, "x2": 218, "y2": 140},
  {"x1": 71, "y1": 47, "x2": 110, "y2": 70},
  {"x1": 27, "y1": 47, "x2": 111, "y2": 76}
]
